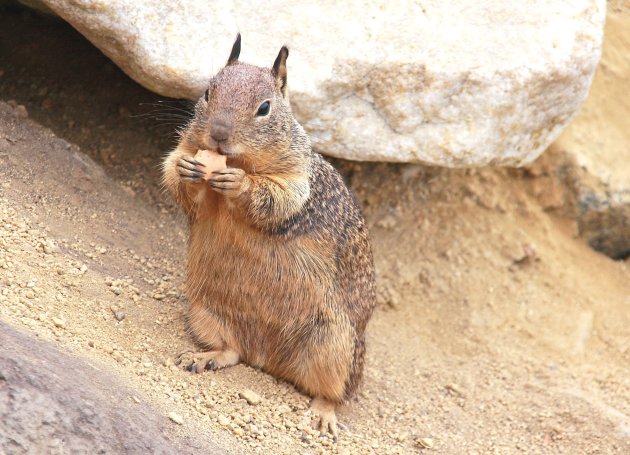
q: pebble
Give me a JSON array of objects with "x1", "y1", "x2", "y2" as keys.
[
  {"x1": 417, "y1": 437, "x2": 434, "y2": 449},
  {"x1": 376, "y1": 214, "x2": 397, "y2": 229},
  {"x1": 218, "y1": 414, "x2": 230, "y2": 426},
  {"x1": 52, "y1": 317, "x2": 66, "y2": 328},
  {"x1": 110, "y1": 286, "x2": 122, "y2": 296},
  {"x1": 239, "y1": 389, "x2": 262, "y2": 405},
  {"x1": 114, "y1": 311, "x2": 126, "y2": 321},
  {"x1": 43, "y1": 241, "x2": 60, "y2": 254},
  {"x1": 395, "y1": 432, "x2": 408, "y2": 442},
  {"x1": 168, "y1": 411, "x2": 183, "y2": 425},
  {"x1": 14, "y1": 104, "x2": 28, "y2": 118},
  {"x1": 445, "y1": 383, "x2": 466, "y2": 398}
]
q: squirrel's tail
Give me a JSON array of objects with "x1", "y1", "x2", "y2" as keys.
[{"x1": 343, "y1": 335, "x2": 366, "y2": 402}]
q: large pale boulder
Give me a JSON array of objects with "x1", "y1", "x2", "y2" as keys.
[{"x1": 37, "y1": 0, "x2": 605, "y2": 166}]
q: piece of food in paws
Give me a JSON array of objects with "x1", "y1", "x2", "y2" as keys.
[{"x1": 195, "y1": 149, "x2": 227, "y2": 180}]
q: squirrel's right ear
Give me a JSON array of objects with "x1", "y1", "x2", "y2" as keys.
[
  {"x1": 272, "y1": 46, "x2": 289, "y2": 96},
  {"x1": 226, "y1": 33, "x2": 241, "y2": 66}
]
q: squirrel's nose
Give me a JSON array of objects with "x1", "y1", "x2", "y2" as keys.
[{"x1": 210, "y1": 120, "x2": 232, "y2": 143}]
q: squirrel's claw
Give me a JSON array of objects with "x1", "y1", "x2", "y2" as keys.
[
  {"x1": 177, "y1": 157, "x2": 206, "y2": 183},
  {"x1": 178, "y1": 350, "x2": 240, "y2": 373},
  {"x1": 208, "y1": 167, "x2": 249, "y2": 197},
  {"x1": 179, "y1": 155, "x2": 205, "y2": 169}
]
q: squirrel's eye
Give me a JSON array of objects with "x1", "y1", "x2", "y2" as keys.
[
  {"x1": 256, "y1": 101, "x2": 270, "y2": 117},
  {"x1": 204, "y1": 89, "x2": 209, "y2": 102}
]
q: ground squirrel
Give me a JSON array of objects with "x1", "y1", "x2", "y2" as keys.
[{"x1": 162, "y1": 34, "x2": 376, "y2": 436}]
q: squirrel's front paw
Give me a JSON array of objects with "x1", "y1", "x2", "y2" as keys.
[
  {"x1": 208, "y1": 168, "x2": 251, "y2": 198},
  {"x1": 177, "y1": 156, "x2": 206, "y2": 184}
]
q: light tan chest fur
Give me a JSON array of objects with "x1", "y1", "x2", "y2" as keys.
[{"x1": 186, "y1": 197, "x2": 338, "y2": 365}]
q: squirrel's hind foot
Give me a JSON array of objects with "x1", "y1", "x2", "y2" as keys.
[
  {"x1": 310, "y1": 396, "x2": 339, "y2": 441},
  {"x1": 177, "y1": 349, "x2": 240, "y2": 373}
]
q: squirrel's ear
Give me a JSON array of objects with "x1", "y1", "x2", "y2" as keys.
[
  {"x1": 272, "y1": 46, "x2": 289, "y2": 96},
  {"x1": 226, "y1": 33, "x2": 241, "y2": 66}
]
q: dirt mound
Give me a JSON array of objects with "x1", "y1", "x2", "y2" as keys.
[{"x1": 1, "y1": 7, "x2": 629, "y2": 455}]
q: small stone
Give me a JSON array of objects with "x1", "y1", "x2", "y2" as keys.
[
  {"x1": 110, "y1": 286, "x2": 122, "y2": 295},
  {"x1": 239, "y1": 389, "x2": 262, "y2": 405},
  {"x1": 417, "y1": 437, "x2": 434, "y2": 449},
  {"x1": 218, "y1": 414, "x2": 230, "y2": 426},
  {"x1": 394, "y1": 432, "x2": 408, "y2": 442},
  {"x1": 52, "y1": 317, "x2": 66, "y2": 328},
  {"x1": 300, "y1": 431, "x2": 311, "y2": 443},
  {"x1": 79, "y1": 264, "x2": 88, "y2": 273},
  {"x1": 511, "y1": 243, "x2": 538, "y2": 266},
  {"x1": 24, "y1": 289, "x2": 35, "y2": 299},
  {"x1": 445, "y1": 383, "x2": 466, "y2": 398},
  {"x1": 14, "y1": 105, "x2": 28, "y2": 118},
  {"x1": 114, "y1": 311, "x2": 126, "y2": 321},
  {"x1": 377, "y1": 285, "x2": 401, "y2": 309},
  {"x1": 376, "y1": 214, "x2": 397, "y2": 230},
  {"x1": 43, "y1": 241, "x2": 60, "y2": 254},
  {"x1": 168, "y1": 411, "x2": 183, "y2": 425},
  {"x1": 153, "y1": 293, "x2": 166, "y2": 301}
]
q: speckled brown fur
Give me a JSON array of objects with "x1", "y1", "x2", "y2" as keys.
[{"x1": 162, "y1": 35, "x2": 375, "y2": 433}]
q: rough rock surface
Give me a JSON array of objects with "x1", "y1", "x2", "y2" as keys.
[
  {"x1": 0, "y1": 322, "x2": 229, "y2": 455},
  {"x1": 34, "y1": 0, "x2": 605, "y2": 166}
]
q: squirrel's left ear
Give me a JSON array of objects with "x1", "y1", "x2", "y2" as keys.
[
  {"x1": 272, "y1": 46, "x2": 289, "y2": 97},
  {"x1": 226, "y1": 33, "x2": 241, "y2": 66}
]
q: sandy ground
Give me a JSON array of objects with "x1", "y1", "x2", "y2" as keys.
[{"x1": 1, "y1": 7, "x2": 630, "y2": 455}]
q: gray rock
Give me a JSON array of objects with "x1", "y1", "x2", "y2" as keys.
[
  {"x1": 0, "y1": 322, "x2": 229, "y2": 454},
  {"x1": 33, "y1": 0, "x2": 604, "y2": 166}
]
